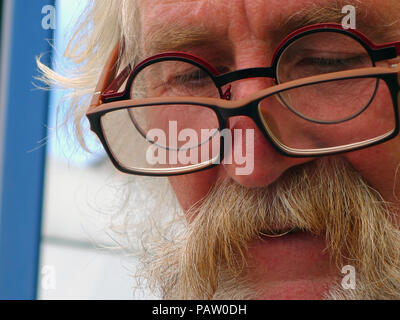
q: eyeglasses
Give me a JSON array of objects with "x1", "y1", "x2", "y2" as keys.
[{"x1": 86, "y1": 23, "x2": 400, "y2": 176}]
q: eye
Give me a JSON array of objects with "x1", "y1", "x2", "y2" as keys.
[
  {"x1": 279, "y1": 51, "x2": 373, "y2": 81},
  {"x1": 170, "y1": 68, "x2": 211, "y2": 88},
  {"x1": 276, "y1": 30, "x2": 374, "y2": 83},
  {"x1": 136, "y1": 60, "x2": 229, "y2": 98},
  {"x1": 298, "y1": 55, "x2": 369, "y2": 71}
]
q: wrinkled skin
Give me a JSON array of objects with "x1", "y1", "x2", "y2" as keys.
[{"x1": 140, "y1": 0, "x2": 400, "y2": 299}]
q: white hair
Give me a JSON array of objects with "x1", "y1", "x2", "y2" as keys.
[{"x1": 37, "y1": 0, "x2": 141, "y2": 150}]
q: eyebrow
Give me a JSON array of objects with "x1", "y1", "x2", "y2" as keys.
[
  {"x1": 143, "y1": 0, "x2": 399, "y2": 56},
  {"x1": 278, "y1": 0, "x2": 398, "y2": 44},
  {"x1": 144, "y1": 24, "x2": 221, "y2": 56}
]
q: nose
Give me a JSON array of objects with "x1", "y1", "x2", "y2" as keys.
[{"x1": 221, "y1": 78, "x2": 313, "y2": 187}]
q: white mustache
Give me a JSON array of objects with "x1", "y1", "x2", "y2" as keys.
[{"x1": 136, "y1": 157, "x2": 400, "y2": 299}]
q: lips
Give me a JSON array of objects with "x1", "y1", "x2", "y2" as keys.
[{"x1": 248, "y1": 230, "x2": 335, "y2": 299}]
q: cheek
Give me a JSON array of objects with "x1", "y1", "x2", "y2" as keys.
[
  {"x1": 344, "y1": 137, "x2": 400, "y2": 203},
  {"x1": 168, "y1": 166, "x2": 222, "y2": 212}
]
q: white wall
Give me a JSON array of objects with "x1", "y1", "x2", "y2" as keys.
[
  {"x1": 38, "y1": 157, "x2": 158, "y2": 300},
  {"x1": 37, "y1": 0, "x2": 159, "y2": 299}
]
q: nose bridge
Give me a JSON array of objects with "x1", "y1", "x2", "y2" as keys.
[
  {"x1": 216, "y1": 73, "x2": 275, "y2": 124},
  {"x1": 215, "y1": 83, "x2": 281, "y2": 143},
  {"x1": 215, "y1": 67, "x2": 275, "y2": 87},
  {"x1": 231, "y1": 76, "x2": 274, "y2": 100}
]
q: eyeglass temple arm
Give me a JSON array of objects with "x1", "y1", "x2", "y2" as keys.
[
  {"x1": 90, "y1": 42, "x2": 122, "y2": 107},
  {"x1": 100, "y1": 40, "x2": 134, "y2": 101},
  {"x1": 91, "y1": 41, "x2": 135, "y2": 106},
  {"x1": 103, "y1": 64, "x2": 132, "y2": 95}
]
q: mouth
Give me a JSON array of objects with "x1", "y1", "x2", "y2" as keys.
[
  {"x1": 259, "y1": 227, "x2": 304, "y2": 238},
  {"x1": 249, "y1": 229, "x2": 333, "y2": 299}
]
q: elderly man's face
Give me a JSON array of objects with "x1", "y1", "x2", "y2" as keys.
[{"x1": 138, "y1": 0, "x2": 400, "y2": 299}]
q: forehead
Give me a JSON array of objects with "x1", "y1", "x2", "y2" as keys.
[
  {"x1": 140, "y1": 0, "x2": 389, "y2": 21},
  {"x1": 139, "y1": 0, "x2": 397, "y2": 56},
  {"x1": 140, "y1": 0, "x2": 321, "y2": 39}
]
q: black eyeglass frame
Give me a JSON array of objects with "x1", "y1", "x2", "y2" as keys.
[
  {"x1": 88, "y1": 66, "x2": 400, "y2": 176},
  {"x1": 87, "y1": 23, "x2": 400, "y2": 176}
]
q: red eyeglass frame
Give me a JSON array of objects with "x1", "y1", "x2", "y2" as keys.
[
  {"x1": 86, "y1": 23, "x2": 400, "y2": 176},
  {"x1": 96, "y1": 23, "x2": 400, "y2": 104}
]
